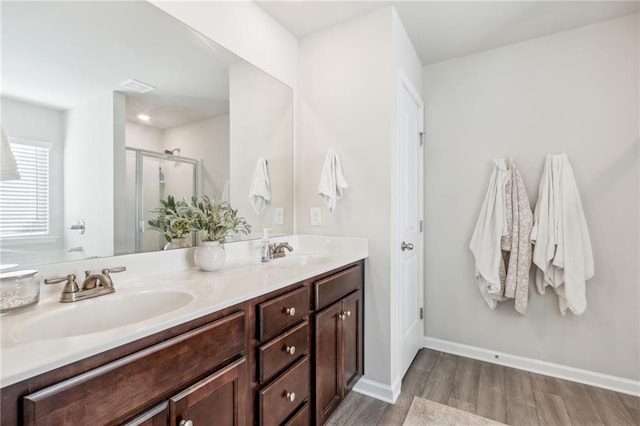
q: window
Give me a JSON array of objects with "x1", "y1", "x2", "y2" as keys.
[{"x1": 0, "y1": 138, "x2": 50, "y2": 237}]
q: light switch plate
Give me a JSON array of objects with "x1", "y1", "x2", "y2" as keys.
[
  {"x1": 274, "y1": 208, "x2": 284, "y2": 225},
  {"x1": 310, "y1": 207, "x2": 322, "y2": 226}
]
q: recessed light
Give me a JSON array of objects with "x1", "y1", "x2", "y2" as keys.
[{"x1": 137, "y1": 114, "x2": 150, "y2": 122}]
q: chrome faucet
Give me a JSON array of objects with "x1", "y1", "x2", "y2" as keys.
[
  {"x1": 270, "y1": 242, "x2": 293, "y2": 259},
  {"x1": 45, "y1": 266, "x2": 126, "y2": 303}
]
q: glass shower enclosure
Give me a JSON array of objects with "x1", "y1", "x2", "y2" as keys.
[{"x1": 124, "y1": 147, "x2": 201, "y2": 253}]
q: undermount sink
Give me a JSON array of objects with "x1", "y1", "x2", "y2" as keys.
[
  {"x1": 12, "y1": 290, "x2": 194, "y2": 342},
  {"x1": 271, "y1": 254, "x2": 330, "y2": 268}
]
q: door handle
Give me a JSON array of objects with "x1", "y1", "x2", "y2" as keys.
[{"x1": 401, "y1": 241, "x2": 414, "y2": 251}]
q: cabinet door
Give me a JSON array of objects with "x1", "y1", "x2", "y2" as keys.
[
  {"x1": 169, "y1": 357, "x2": 248, "y2": 426},
  {"x1": 341, "y1": 290, "x2": 362, "y2": 393},
  {"x1": 122, "y1": 402, "x2": 168, "y2": 426},
  {"x1": 314, "y1": 302, "x2": 343, "y2": 425}
]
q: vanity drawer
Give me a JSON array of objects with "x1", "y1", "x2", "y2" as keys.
[
  {"x1": 284, "y1": 401, "x2": 310, "y2": 426},
  {"x1": 259, "y1": 356, "x2": 310, "y2": 426},
  {"x1": 314, "y1": 264, "x2": 362, "y2": 311},
  {"x1": 258, "y1": 321, "x2": 309, "y2": 384},
  {"x1": 23, "y1": 311, "x2": 245, "y2": 425},
  {"x1": 257, "y1": 286, "x2": 309, "y2": 341}
]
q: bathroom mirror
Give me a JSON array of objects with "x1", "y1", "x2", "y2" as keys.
[{"x1": 0, "y1": 1, "x2": 293, "y2": 266}]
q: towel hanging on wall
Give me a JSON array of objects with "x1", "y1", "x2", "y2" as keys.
[
  {"x1": 469, "y1": 158, "x2": 533, "y2": 314},
  {"x1": 530, "y1": 154, "x2": 594, "y2": 315},
  {"x1": 318, "y1": 149, "x2": 348, "y2": 213},
  {"x1": 249, "y1": 158, "x2": 270, "y2": 215}
]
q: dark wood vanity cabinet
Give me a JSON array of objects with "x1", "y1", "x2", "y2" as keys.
[
  {"x1": 313, "y1": 264, "x2": 363, "y2": 425},
  {"x1": 1, "y1": 260, "x2": 364, "y2": 426},
  {"x1": 21, "y1": 311, "x2": 247, "y2": 426},
  {"x1": 254, "y1": 285, "x2": 312, "y2": 426}
]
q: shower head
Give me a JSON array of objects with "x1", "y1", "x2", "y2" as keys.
[{"x1": 164, "y1": 148, "x2": 181, "y2": 156}]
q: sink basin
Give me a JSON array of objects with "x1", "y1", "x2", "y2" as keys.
[
  {"x1": 271, "y1": 254, "x2": 329, "y2": 268},
  {"x1": 13, "y1": 290, "x2": 194, "y2": 342}
]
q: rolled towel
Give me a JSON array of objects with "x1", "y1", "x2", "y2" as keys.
[
  {"x1": 318, "y1": 149, "x2": 348, "y2": 213},
  {"x1": 249, "y1": 158, "x2": 270, "y2": 214}
]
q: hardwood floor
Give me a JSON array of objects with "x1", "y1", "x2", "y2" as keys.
[{"x1": 327, "y1": 349, "x2": 640, "y2": 425}]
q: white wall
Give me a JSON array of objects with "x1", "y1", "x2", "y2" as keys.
[
  {"x1": 125, "y1": 122, "x2": 163, "y2": 152},
  {"x1": 229, "y1": 61, "x2": 293, "y2": 237},
  {"x1": 1, "y1": 97, "x2": 65, "y2": 264},
  {"x1": 64, "y1": 92, "x2": 122, "y2": 259},
  {"x1": 297, "y1": 7, "x2": 395, "y2": 387},
  {"x1": 149, "y1": 0, "x2": 297, "y2": 88},
  {"x1": 163, "y1": 115, "x2": 229, "y2": 200},
  {"x1": 423, "y1": 15, "x2": 639, "y2": 380}
]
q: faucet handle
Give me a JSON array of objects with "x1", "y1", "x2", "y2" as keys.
[
  {"x1": 44, "y1": 274, "x2": 79, "y2": 294},
  {"x1": 102, "y1": 266, "x2": 126, "y2": 276}
]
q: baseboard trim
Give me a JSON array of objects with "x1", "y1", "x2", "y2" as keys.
[
  {"x1": 424, "y1": 336, "x2": 640, "y2": 397},
  {"x1": 353, "y1": 376, "x2": 402, "y2": 403}
]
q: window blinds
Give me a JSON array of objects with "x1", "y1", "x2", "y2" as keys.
[{"x1": 0, "y1": 139, "x2": 50, "y2": 237}]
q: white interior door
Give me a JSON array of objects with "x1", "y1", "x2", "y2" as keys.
[{"x1": 397, "y1": 72, "x2": 424, "y2": 378}]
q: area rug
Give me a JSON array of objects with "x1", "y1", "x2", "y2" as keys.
[{"x1": 402, "y1": 397, "x2": 507, "y2": 426}]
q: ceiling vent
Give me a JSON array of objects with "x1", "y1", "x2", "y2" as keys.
[{"x1": 120, "y1": 79, "x2": 156, "y2": 93}]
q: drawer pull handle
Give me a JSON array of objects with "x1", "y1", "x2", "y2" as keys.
[
  {"x1": 284, "y1": 307, "x2": 296, "y2": 316},
  {"x1": 285, "y1": 391, "x2": 296, "y2": 402},
  {"x1": 285, "y1": 345, "x2": 296, "y2": 355},
  {"x1": 180, "y1": 420, "x2": 193, "y2": 426}
]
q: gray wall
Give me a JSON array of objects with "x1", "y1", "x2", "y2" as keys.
[
  {"x1": 423, "y1": 14, "x2": 639, "y2": 380},
  {"x1": 297, "y1": 7, "x2": 395, "y2": 385},
  {"x1": 297, "y1": 6, "x2": 424, "y2": 391}
]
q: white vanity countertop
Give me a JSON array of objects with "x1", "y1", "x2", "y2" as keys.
[{"x1": 0, "y1": 235, "x2": 367, "y2": 388}]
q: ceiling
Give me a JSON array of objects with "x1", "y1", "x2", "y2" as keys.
[
  {"x1": 257, "y1": 1, "x2": 639, "y2": 65},
  {"x1": 1, "y1": 1, "x2": 240, "y2": 129}
]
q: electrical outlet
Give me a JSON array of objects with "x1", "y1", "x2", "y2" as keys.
[
  {"x1": 274, "y1": 208, "x2": 284, "y2": 225},
  {"x1": 310, "y1": 207, "x2": 322, "y2": 226}
]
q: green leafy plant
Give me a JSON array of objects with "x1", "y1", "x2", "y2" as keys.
[
  {"x1": 187, "y1": 195, "x2": 251, "y2": 245},
  {"x1": 148, "y1": 195, "x2": 251, "y2": 246},
  {"x1": 147, "y1": 195, "x2": 192, "y2": 243}
]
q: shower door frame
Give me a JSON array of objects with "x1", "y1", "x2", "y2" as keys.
[{"x1": 125, "y1": 147, "x2": 201, "y2": 253}]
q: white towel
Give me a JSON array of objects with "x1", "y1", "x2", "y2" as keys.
[
  {"x1": 469, "y1": 159, "x2": 533, "y2": 313},
  {"x1": 1, "y1": 128, "x2": 20, "y2": 181},
  {"x1": 318, "y1": 149, "x2": 348, "y2": 213},
  {"x1": 249, "y1": 158, "x2": 270, "y2": 215},
  {"x1": 470, "y1": 159, "x2": 510, "y2": 309},
  {"x1": 531, "y1": 154, "x2": 594, "y2": 315}
]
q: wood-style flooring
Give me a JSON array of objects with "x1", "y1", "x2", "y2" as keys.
[{"x1": 327, "y1": 349, "x2": 640, "y2": 426}]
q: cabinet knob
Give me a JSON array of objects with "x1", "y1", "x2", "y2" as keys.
[
  {"x1": 179, "y1": 420, "x2": 193, "y2": 426},
  {"x1": 285, "y1": 345, "x2": 296, "y2": 355},
  {"x1": 285, "y1": 391, "x2": 296, "y2": 402},
  {"x1": 284, "y1": 307, "x2": 296, "y2": 316}
]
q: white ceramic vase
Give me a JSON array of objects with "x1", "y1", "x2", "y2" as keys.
[{"x1": 194, "y1": 241, "x2": 226, "y2": 271}]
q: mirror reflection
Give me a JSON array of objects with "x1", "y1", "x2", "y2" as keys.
[{"x1": 0, "y1": 1, "x2": 293, "y2": 266}]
